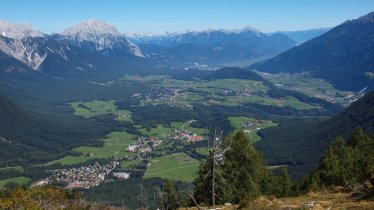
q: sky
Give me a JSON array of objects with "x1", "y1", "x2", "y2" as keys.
[{"x1": 1, "y1": 0, "x2": 374, "y2": 34}]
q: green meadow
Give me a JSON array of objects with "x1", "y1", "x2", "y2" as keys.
[
  {"x1": 228, "y1": 116, "x2": 278, "y2": 142},
  {"x1": 144, "y1": 153, "x2": 201, "y2": 181}
]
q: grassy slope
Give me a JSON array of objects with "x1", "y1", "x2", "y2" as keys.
[
  {"x1": 0, "y1": 177, "x2": 31, "y2": 189},
  {"x1": 144, "y1": 153, "x2": 200, "y2": 181},
  {"x1": 228, "y1": 116, "x2": 278, "y2": 142},
  {"x1": 48, "y1": 131, "x2": 136, "y2": 165},
  {"x1": 71, "y1": 100, "x2": 132, "y2": 121}
]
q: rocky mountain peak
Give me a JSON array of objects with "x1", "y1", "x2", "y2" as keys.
[{"x1": 0, "y1": 20, "x2": 44, "y2": 39}]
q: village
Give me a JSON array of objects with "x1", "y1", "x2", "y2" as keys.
[
  {"x1": 222, "y1": 88, "x2": 252, "y2": 98},
  {"x1": 127, "y1": 136, "x2": 163, "y2": 154},
  {"x1": 31, "y1": 126, "x2": 206, "y2": 190},
  {"x1": 169, "y1": 129, "x2": 205, "y2": 143},
  {"x1": 33, "y1": 161, "x2": 119, "y2": 189}
]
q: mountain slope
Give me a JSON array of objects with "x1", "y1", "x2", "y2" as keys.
[
  {"x1": 251, "y1": 12, "x2": 374, "y2": 91},
  {"x1": 0, "y1": 50, "x2": 35, "y2": 74},
  {"x1": 0, "y1": 93, "x2": 114, "y2": 166},
  {"x1": 256, "y1": 91, "x2": 374, "y2": 178},
  {"x1": 271, "y1": 27, "x2": 332, "y2": 44}
]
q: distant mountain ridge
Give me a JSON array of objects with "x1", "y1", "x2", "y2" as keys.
[
  {"x1": 251, "y1": 11, "x2": 374, "y2": 91},
  {"x1": 268, "y1": 27, "x2": 332, "y2": 44},
  {"x1": 130, "y1": 26, "x2": 296, "y2": 64}
]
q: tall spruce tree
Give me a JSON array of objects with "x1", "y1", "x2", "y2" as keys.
[{"x1": 222, "y1": 130, "x2": 269, "y2": 203}]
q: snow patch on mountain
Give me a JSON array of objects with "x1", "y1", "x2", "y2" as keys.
[
  {"x1": 61, "y1": 19, "x2": 144, "y2": 57},
  {"x1": 0, "y1": 20, "x2": 44, "y2": 39}
]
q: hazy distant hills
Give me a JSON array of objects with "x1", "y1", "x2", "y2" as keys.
[
  {"x1": 129, "y1": 27, "x2": 296, "y2": 64},
  {"x1": 251, "y1": 12, "x2": 374, "y2": 91},
  {"x1": 269, "y1": 27, "x2": 332, "y2": 44}
]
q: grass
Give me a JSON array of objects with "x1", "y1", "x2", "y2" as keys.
[
  {"x1": 121, "y1": 159, "x2": 143, "y2": 169},
  {"x1": 138, "y1": 121, "x2": 206, "y2": 138},
  {"x1": 71, "y1": 100, "x2": 133, "y2": 121},
  {"x1": 196, "y1": 147, "x2": 212, "y2": 156},
  {"x1": 73, "y1": 131, "x2": 136, "y2": 158},
  {"x1": 138, "y1": 124, "x2": 177, "y2": 137},
  {"x1": 47, "y1": 156, "x2": 95, "y2": 166},
  {"x1": 47, "y1": 131, "x2": 136, "y2": 166},
  {"x1": 259, "y1": 71, "x2": 351, "y2": 106},
  {"x1": 71, "y1": 100, "x2": 117, "y2": 118},
  {"x1": 115, "y1": 110, "x2": 133, "y2": 122},
  {"x1": 0, "y1": 166, "x2": 23, "y2": 173},
  {"x1": 179, "y1": 120, "x2": 207, "y2": 136},
  {"x1": 144, "y1": 153, "x2": 201, "y2": 181},
  {"x1": 121, "y1": 74, "x2": 321, "y2": 110},
  {"x1": 244, "y1": 191, "x2": 374, "y2": 209},
  {"x1": 0, "y1": 177, "x2": 31, "y2": 189},
  {"x1": 228, "y1": 116, "x2": 278, "y2": 142}
]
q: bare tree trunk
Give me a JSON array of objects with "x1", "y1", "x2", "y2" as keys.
[{"x1": 188, "y1": 194, "x2": 202, "y2": 210}]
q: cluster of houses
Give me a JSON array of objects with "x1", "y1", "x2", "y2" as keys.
[
  {"x1": 242, "y1": 119, "x2": 263, "y2": 129},
  {"x1": 127, "y1": 136, "x2": 163, "y2": 154},
  {"x1": 34, "y1": 161, "x2": 119, "y2": 189},
  {"x1": 142, "y1": 87, "x2": 193, "y2": 110},
  {"x1": 339, "y1": 89, "x2": 367, "y2": 104},
  {"x1": 222, "y1": 88, "x2": 252, "y2": 97},
  {"x1": 169, "y1": 130, "x2": 204, "y2": 142}
]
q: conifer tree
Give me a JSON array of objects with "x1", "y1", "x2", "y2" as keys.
[{"x1": 222, "y1": 130, "x2": 269, "y2": 203}]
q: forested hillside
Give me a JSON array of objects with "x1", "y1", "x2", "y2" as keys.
[
  {"x1": 257, "y1": 91, "x2": 374, "y2": 178},
  {"x1": 0, "y1": 94, "x2": 118, "y2": 167},
  {"x1": 251, "y1": 12, "x2": 374, "y2": 91}
]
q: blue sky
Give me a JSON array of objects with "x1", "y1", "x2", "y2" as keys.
[{"x1": 1, "y1": 0, "x2": 374, "y2": 34}]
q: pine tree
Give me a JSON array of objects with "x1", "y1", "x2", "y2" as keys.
[
  {"x1": 193, "y1": 152, "x2": 214, "y2": 205},
  {"x1": 161, "y1": 180, "x2": 179, "y2": 210},
  {"x1": 278, "y1": 167, "x2": 292, "y2": 196},
  {"x1": 222, "y1": 130, "x2": 269, "y2": 203}
]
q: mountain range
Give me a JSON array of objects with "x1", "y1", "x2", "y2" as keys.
[
  {"x1": 128, "y1": 27, "x2": 296, "y2": 64},
  {"x1": 251, "y1": 12, "x2": 374, "y2": 91},
  {"x1": 0, "y1": 21, "x2": 297, "y2": 77},
  {"x1": 0, "y1": 20, "x2": 146, "y2": 77}
]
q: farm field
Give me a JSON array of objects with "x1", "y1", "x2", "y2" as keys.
[
  {"x1": 71, "y1": 100, "x2": 132, "y2": 121},
  {"x1": 137, "y1": 124, "x2": 179, "y2": 137},
  {"x1": 121, "y1": 159, "x2": 143, "y2": 169},
  {"x1": 119, "y1": 75, "x2": 320, "y2": 110},
  {"x1": 73, "y1": 131, "x2": 136, "y2": 158},
  {"x1": 46, "y1": 156, "x2": 95, "y2": 166},
  {"x1": 259, "y1": 72, "x2": 351, "y2": 106},
  {"x1": 0, "y1": 166, "x2": 23, "y2": 173},
  {"x1": 228, "y1": 116, "x2": 278, "y2": 142},
  {"x1": 46, "y1": 131, "x2": 136, "y2": 166},
  {"x1": 0, "y1": 177, "x2": 31, "y2": 189},
  {"x1": 138, "y1": 121, "x2": 206, "y2": 137},
  {"x1": 196, "y1": 147, "x2": 212, "y2": 156},
  {"x1": 144, "y1": 153, "x2": 201, "y2": 181}
]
